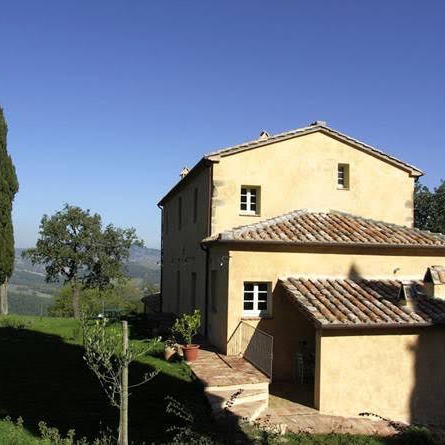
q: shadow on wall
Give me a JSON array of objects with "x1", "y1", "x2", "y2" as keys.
[
  {"x1": 409, "y1": 320, "x2": 445, "y2": 425},
  {"x1": 347, "y1": 263, "x2": 445, "y2": 426}
]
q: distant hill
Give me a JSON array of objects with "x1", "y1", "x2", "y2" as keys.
[{"x1": 8, "y1": 246, "x2": 161, "y2": 316}]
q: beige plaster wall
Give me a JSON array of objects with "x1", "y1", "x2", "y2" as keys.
[
  {"x1": 161, "y1": 167, "x2": 210, "y2": 324},
  {"x1": 317, "y1": 328, "x2": 445, "y2": 424},
  {"x1": 224, "y1": 247, "x2": 445, "y2": 348},
  {"x1": 211, "y1": 131, "x2": 414, "y2": 235}
]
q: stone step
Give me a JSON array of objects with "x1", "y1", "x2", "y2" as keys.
[
  {"x1": 206, "y1": 388, "x2": 268, "y2": 410},
  {"x1": 204, "y1": 381, "x2": 269, "y2": 393},
  {"x1": 224, "y1": 399, "x2": 268, "y2": 422}
]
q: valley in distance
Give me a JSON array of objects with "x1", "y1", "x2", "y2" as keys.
[{"x1": 9, "y1": 246, "x2": 161, "y2": 316}]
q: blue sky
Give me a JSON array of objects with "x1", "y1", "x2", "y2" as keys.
[{"x1": 1, "y1": 1, "x2": 444, "y2": 248}]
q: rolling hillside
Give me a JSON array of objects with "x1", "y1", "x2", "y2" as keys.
[{"x1": 8, "y1": 246, "x2": 161, "y2": 315}]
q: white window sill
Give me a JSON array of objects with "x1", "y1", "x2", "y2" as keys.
[
  {"x1": 242, "y1": 315, "x2": 272, "y2": 320},
  {"x1": 239, "y1": 212, "x2": 261, "y2": 217}
]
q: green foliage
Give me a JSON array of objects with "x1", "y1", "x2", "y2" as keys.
[
  {"x1": 0, "y1": 417, "x2": 41, "y2": 445},
  {"x1": 0, "y1": 106, "x2": 19, "y2": 286},
  {"x1": 8, "y1": 290, "x2": 52, "y2": 316},
  {"x1": 171, "y1": 309, "x2": 201, "y2": 345},
  {"x1": 49, "y1": 280, "x2": 142, "y2": 318},
  {"x1": 82, "y1": 318, "x2": 159, "y2": 409},
  {"x1": 0, "y1": 315, "x2": 211, "y2": 443},
  {"x1": 414, "y1": 180, "x2": 445, "y2": 234},
  {"x1": 23, "y1": 204, "x2": 141, "y2": 317},
  {"x1": 284, "y1": 433, "x2": 384, "y2": 444},
  {"x1": 0, "y1": 417, "x2": 114, "y2": 445},
  {"x1": 165, "y1": 396, "x2": 215, "y2": 444},
  {"x1": 0, "y1": 315, "x2": 33, "y2": 330}
]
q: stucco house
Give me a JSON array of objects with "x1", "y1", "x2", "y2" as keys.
[{"x1": 157, "y1": 121, "x2": 445, "y2": 425}]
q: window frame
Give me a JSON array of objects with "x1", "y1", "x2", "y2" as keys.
[
  {"x1": 337, "y1": 164, "x2": 350, "y2": 190},
  {"x1": 190, "y1": 272, "x2": 197, "y2": 310},
  {"x1": 211, "y1": 270, "x2": 217, "y2": 313},
  {"x1": 240, "y1": 186, "x2": 261, "y2": 215},
  {"x1": 178, "y1": 196, "x2": 183, "y2": 229},
  {"x1": 193, "y1": 187, "x2": 198, "y2": 223},
  {"x1": 242, "y1": 282, "x2": 271, "y2": 317}
]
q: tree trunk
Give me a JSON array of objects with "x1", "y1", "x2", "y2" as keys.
[
  {"x1": 0, "y1": 279, "x2": 8, "y2": 315},
  {"x1": 119, "y1": 321, "x2": 129, "y2": 445},
  {"x1": 71, "y1": 281, "x2": 80, "y2": 318}
]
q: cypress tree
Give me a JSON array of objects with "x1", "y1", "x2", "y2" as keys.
[{"x1": 0, "y1": 106, "x2": 19, "y2": 315}]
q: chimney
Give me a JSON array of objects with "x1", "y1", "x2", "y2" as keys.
[
  {"x1": 310, "y1": 120, "x2": 327, "y2": 127},
  {"x1": 397, "y1": 281, "x2": 417, "y2": 310},
  {"x1": 423, "y1": 266, "x2": 445, "y2": 299},
  {"x1": 258, "y1": 131, "x2": 270, "y2": 141},
  {"x1": 180, "y1": 166, "x2": 190, "y2": 179}
]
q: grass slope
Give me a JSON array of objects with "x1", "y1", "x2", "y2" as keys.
[{"x1": 0, "y1": 315, "x2": 214, "y2": 444}]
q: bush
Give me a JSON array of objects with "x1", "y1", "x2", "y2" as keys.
[{"x1": 171, "y1": 310, "x2": 201, "y2": 345}]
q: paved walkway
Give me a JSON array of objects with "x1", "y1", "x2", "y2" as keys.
[
  {"x1": 189, "y1": 344, "x2": 269, "y2": 388},
  {"x1": 189, "y1": 345, "x2": 399, "y2": 436},
  {"x1": 265, "y1": 383, "x2": 400, "y2": 436}
]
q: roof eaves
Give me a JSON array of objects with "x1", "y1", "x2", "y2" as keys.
[
  {"x1": 202, "y1": 238, "x2": 445, "y2": 249},
  {"x1": 205, "y1": 124, "x2": 423, "y2": 177},
  {"x1": 158, "y1": 157, "x2": 216, "y2": 206}
]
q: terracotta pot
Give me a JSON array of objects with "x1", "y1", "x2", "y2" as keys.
[{"x1": 182, "y1": 344, "x2": 200, "y2": 362}]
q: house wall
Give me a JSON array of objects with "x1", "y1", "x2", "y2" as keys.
[
  {"x1": 206, "y1": 246, "x2": 229, "y2": 350},
  {"x1": 223, "y1": 246, "x2": 445, "y2": 358},
  {"x1": 317, "y1": 328, "x2": 445, "y2": 424},
  {"x1": 211, "y1": 131, "x2": 415, "y2": 235},
  {"x1": 161, "y1": 167, "x2": 211, "y2": 327}
]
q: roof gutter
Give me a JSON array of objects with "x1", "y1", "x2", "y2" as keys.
[
  {"x1": 318, "y1": 321, "x2": 440, "y2": 331},
  {"x1": 201, "y1": 238, "x2": 445, "y2": 251}
]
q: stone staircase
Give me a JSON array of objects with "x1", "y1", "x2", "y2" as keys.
[
  {"x1": 205, "y1": 382, "x2": 269, "y2": 421},
  {"x1": 189, "y1": 347, "x2": 270, "y2": 422}
]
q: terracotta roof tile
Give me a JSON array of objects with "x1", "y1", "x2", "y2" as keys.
[
  {"x1": 211, "y1": 210, "x2": 445, "y2": 247},
  {"x1": 281, "y1": 277, "x2": 445, "y2": 328}
]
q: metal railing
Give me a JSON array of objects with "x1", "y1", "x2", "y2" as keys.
[{"x1": 229, "y1": 321, "x2": 273, "y2": 379}]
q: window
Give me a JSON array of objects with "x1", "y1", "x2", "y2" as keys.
[
  {"x1": 190, "y1": 272, "x2": 197, "y2": 310},
  {"x1": 176, "y1": 270, "x2": 181, "y2": 314},
  {"x1": 243, "y1": 282, "x2": 271, "y2": 317},
  {"x1": 211, "y1": 270, "x2": 217, "y2": 312},
  {"x1": 337, "y1": 164, "x2": 350, "y2": 189},
  {"x1": 193, "y1": 188, "x2": 198, "y2": 223},
  {"x1": 240, "y1": 186, "x2": 260, "y2": 215},
  {"x1": 178, "y1": 196, "x2": 183, "y2": 229},
  {"x1": 164, "y1": 208, "x2": 169, "y2": 234}
]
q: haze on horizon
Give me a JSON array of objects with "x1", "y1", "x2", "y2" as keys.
[{"x1": 1, "y1": 0, "x2": 444, "y2": 249}]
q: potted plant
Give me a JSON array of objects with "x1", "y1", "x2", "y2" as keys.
[{"x1": 171, "y1": 309, "x2": 201, "y2": 362}]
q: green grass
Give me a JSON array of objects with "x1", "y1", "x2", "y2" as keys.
[
  {"x1": 0, "y1": 315, "x2": 216, "y2": 444},
  {"x1": 0, "y1": 418, "x2": 43, "y2": 445}
]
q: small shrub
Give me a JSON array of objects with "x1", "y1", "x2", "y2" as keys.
[
  {"x1": 0, "y1": 316, "x2": 32, "y2": 330},
  {"x1": 171, "y1": 310, "x2": 201, "y2": 345}
]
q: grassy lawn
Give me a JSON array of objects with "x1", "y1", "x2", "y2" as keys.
[{"x1": 0, "y1": 314, "x2": 216, "y2": 444}]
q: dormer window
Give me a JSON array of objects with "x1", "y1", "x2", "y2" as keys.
[
  {"x1": 240, "y1": 186, "x2": 260, "y2": 215},
  {"x1": 337, "y1": 164, "x2": 350, "y2": 189}
]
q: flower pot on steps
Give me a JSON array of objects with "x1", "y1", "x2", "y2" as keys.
[{"x1": 182, "y1": 344, "x2": 200, "y2": 362}]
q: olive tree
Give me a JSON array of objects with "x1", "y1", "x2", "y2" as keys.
[{"x1": 23, "y1": 204, "x2": 140, "y2": 318}]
